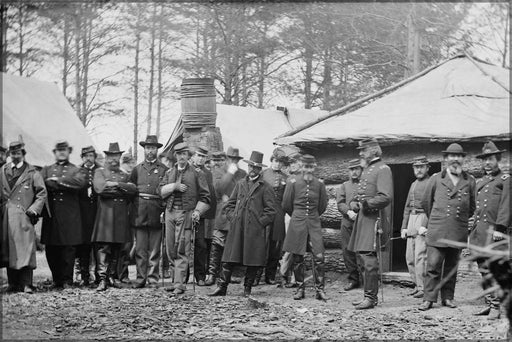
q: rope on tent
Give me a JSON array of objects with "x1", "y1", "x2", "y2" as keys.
[{"x1": 465, "y1": 53, "x2": 511, "y2": 94}]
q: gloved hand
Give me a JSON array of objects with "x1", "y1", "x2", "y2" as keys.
[
  {"x1": 192, "y1": 210, "x2": 201, "y2": 224},
  {"x1": 418, "y1": 226, "x2": 428, "y2": 236},
  {"x1": 349, "y1": 201, "x2": 360, "y2": 212},
  {"x1": 401, "y1": 229, "x2": 407, "y2": 239},
  {"x1": 26, "y1": 209, "x2": 39, "y2": 225},
  {"x1": 492, "y1": 230, "x2": 505, "y2": 241},
  {"x1": 347, "y1": 210, "x2": 357, "y2": 221}
]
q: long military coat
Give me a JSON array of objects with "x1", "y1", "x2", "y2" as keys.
[
  {"x1": 214, "y1": 167, "x2": 247, "y2": 232},
  {"x1": 337, "y1": 179, "x2": 359, "y2": 230},
  {"x1": 222, "y1": 176, "x2": 276, "y2": 266},
  {"x1": 261, "y1": 168, "x2": 288, "y2": 242},
  {"x1": 469, "y1": 169, "x2": 510, "y2": 247},
  {"x1": 79, "y1": 163, "x2": 101, "y2": 243},
  {"x1": 348, "y1": 159, "x2": 393, "y2": 253},
  {"x1": 91, "y1": 167, "x2": 137, "y2": 243},
  {"x1": 130, "y1": 160, "x2": 168, "y2": 228},
  {"x1": 421, "y1": 169, "x2": 476, "y2": 248},
  {"x1": 40, "y1": 161, "x2": 87, "y2": 246},
  {"x1": 282, "y1": 174, "x2": 328, "y2": 256},
  {"x1": 0, "y1": 163, "x2": 47, "y2": 269}
]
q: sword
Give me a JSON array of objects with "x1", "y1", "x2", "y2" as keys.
[
  {"x1": 160, "y1": 212, "x2": 165, "y2": 288},
  {"x1": 189, "y1": 219, "x2": 198, "y2": 294},
  {"x1": 375, "y1": 218, "x2": 384, "y2": 303}
]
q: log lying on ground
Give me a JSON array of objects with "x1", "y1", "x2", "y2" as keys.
[
  {"x1": 322, "y1": 228, "x2": 342, "y2": 249},
  {"x1": 304, "y1": 248, "x2": 346, "y2": 273},
  {"x1": 320, "y1": 199, "x2": 342, "y2": 229}
]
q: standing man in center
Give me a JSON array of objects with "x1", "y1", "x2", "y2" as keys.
[
  {"x1": 348, "y1": 139, "x2": 393, "y2": 310},
  {"x1": 158, "y1": 142, "x2": 210, "y2": 295},
  {"x1": 131, "y1": 135, "x2": 168, "y2": 288}
]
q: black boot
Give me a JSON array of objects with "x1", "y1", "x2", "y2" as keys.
[
  {"x1": 244, "y1": 286, "x2": 252, "y2": 297},
  {"x1": 208, "y1": 263, "x2": 232, "y2": 297},
  {"x1": 108, "y1": 246, "x2": 122, "y2": 288},
  {"x1": 292, "y1": 254, "x2": 305, "y2": 300},
  {"x1": 252, "y1": 267, "x2": 263, "y2": 287},
  {"x1": 314, "y1": 253, "x2": 329, "y2": 301},
  {"x1": 205, "y1": 243, "x2": 222, "y2": 286},
  {"x1": 244, "y1": 267, "x2": 258, "y2": 297},
  {"x1": 96, "y1": 279, "x2": 108, "y2": 292}
]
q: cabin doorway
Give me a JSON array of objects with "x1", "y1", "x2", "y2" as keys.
[{"x1": 389, "y1": 162, "x2": 441, "y2": 272}]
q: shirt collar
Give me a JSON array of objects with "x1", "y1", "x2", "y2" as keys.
[{"x1": 11, "y1": 161, "x2": 24, "y2": 169}]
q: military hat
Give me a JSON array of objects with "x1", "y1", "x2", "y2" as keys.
[
  {"x1": 244, "y1": 151, "x2": 267, "y2": 168},
  {"x1": 442, "y1": 143, "x2": 466, "y2": 156},
  {"x1": 476, "y1": 141, "x2": 506, "y2": 159},
  {"x1": 348, "y1": 158, "x2": 362, "y2": 169},
  {"x1": 271, "y1": 147, "x2": 288, "y2": 163},
  {"x1": 193, "y1": 145, "x2": 209, "y2": 157},
  {"x1": 288, "y1": 152, "x2": 302, "y2": 162},
  {"x1": 81, "y1": 145, "x2": 97, "y2": 157},
  {"x1": 0, "y1": 146, "x2": 6, "y2": 153},
  {"x1": 211, "y1": 151, "x2": 226, "y2": 161},
  {"x1": 139, "y1": 135, "x2": 163, "y2": 148},
  {"x1": 104, "y1": 142, "x2": 124, "y2": 155},
  {"x1": 356, "y1": 138, "x2": 380, "y2": 150},
  {"x1": 412, "y1": 156, "x2": 429, "y2": 166},
  {"x1": 226, "y1": 146, "x2": 243, "y2": 160},
  {"x1": 53, "y1": 140, "x2": 73, "y2": 153},
  {"x1": 301, "y1": 154, "x2": 317, "y2": 165},
  {"x1": 174, "y1": 142, "x2": 190, "y2": 154},
  {"x1": 8, "y1": 141, "x2": 25, "y2": 154}
]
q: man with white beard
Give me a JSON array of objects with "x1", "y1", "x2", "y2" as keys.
[{"x1": 418, "y1": 143, "x2": 476, "y2": 311}]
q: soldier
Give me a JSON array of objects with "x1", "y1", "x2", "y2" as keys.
[
  {"x1": 470, "y1": 141, "x2": 510, "y2": 320},
  {"x1": 336, "y1": 158, "x2": 363, "y2": 291},
  {"x1": 209, "y1": 151, "x2": 276, "y2": 297},
  {"x1": 131, "y1": 136, "x2": 168, "y2": 288},
  {"x1": 41, "y1": 141, "x2": 87, "y2": 289},
  {"x1": 92, "y1": 143, "x2": 138, "y2": 291},
  {"x1": 158, "y1": 142, "x2": 210, "y2": 295},
  {"x1": 118, "y1": 152, "x2": 136, "y2": 283},
  {"x1": 77, "y1": 146, "x2": 101, "y2": 287},
  {"x1": 400, "y1": 156, "x2": 430, "y2": 299},
  {"x1": 0, "y1": 146, "x2": 7, "y2": 167},
  {"x1": 0, "y1": 142, "x2": 47, "y2": 293},
  {"x1": 189, "y1": 146, "x2": 217, "y2": 286},
  {"x1": 257, "y1": 147, "x2": 288, "y2": 285},
  {"x1": 282, "y1": 155, "x2": 329, "y2": 300},
  {"x1": 418, "y1": 143, "x2": 476, "y2": 311},
  {"x1": 286, "y1": 152, "x2": 302, "y2": 177},
  {"x1": 205, "y1": 147, "x2": 247, "y2": 286},
  {"x1": 348, "y1": 139, "x2": 393, "y2": 310}
]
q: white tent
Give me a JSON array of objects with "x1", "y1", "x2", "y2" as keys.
[{"x1": 2, "y1": 73, "x2": 95, "y2": 166}]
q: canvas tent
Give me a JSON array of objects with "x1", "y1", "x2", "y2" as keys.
[{"x1": 2, "y1": 73, "x2": 95, "y2": 167}]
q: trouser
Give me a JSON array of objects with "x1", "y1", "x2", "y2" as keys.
[
  {"x1": 264, "y1": 239, "x2": 283, "y2": 281},
  {"x1": 340, "y1": 225, "x2": 360, "y2": 284},
  {"x1": 96, "y1": 243, "x2": 122, "y2": 281},
  {"x1": 194, "y1": 220, "x2": 208, "y2": 282},
  {"x1": 406, "y1": 235, "x2": 427, "y2": 291},
  {"x1": 424, "y1": 246, "x2": 461, "y2": 302},
  {"x1": 135, "y1": 226, "x2": 162, "y2": 284},
  {"x1": 477, "y1": 258, "x2": 500, "y2": 310},
  {"x1": 165, "y1": 209, "x2": 192, "y2": 290},
  {"x1": 76, "y1": 243, "x2": 92, "y2": 282},
  {"x1": 207, "y1": 230, "x2": 228, "y2": 278},
  {"x1": 7, "y1": 267, "x2": 33, "y2": 289},
  {"x1": 45, "y1": 245, "x2": 76, "y2": 286},
  {"x1": 357, "y1": 251, "x2": 379, "y2": 303},
  {"x1": 217, "y1": 262, "x2": 259, "y2": 289},
  {"x1": 291, "y1": 238, "x2": 325, "y2": 292},
  {"x1": 205, "y1": 238, "x2": 212, "y2": 271},
  {"x1": 118, "y1": 230, "x2": 134, "y2": 281}
]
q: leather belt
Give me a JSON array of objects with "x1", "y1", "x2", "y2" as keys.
[
  {"x1": 138, "y1": 193, "x2": 161, "y2": 200},
  {"x1": 410, "y1": 209, "x2": 425, "y2": 214}
]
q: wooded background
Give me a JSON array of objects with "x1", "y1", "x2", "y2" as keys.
[{"x1": 0, "y1": 1, "x2": 509, "y2": 159}]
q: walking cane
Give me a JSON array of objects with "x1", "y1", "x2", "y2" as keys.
[
  {"x1": 160, "y1": 212, "x2": 165, "y2": 288},
  {"x1": 189, "y1": 219, "x2": 198, "y2": 294},
  {"x1": 374, "y1": 218, "x2": 385, "y2": 303}
]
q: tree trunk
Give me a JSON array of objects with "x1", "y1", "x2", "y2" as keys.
[
  {"x1": 156, "y1": 3, "x2": 163, "y2": 139},
  {"x1": 257, "y1": 55, "x2": 265, "y2": 109},
  {"x1": 1, "y1": 4, "x2": 8, "y2": 72},
  {"x1": 303, "y1": 16, "x2": 313, "y2": 109},
  {"x1": 62, "y1": 14, "x2": 69, "y2": 97},
  {"x1": 81, "y1": 9, "x2": 90, "y2": 126},
  {"x1": 322, "y1": 48, "x2": 332, "y2": 110},
  {"x1": 503, "y1": 3, "x2": 510, "y2": 68},
  {"x1": 133, "y1": 5, "x2": 141, "y2": 161},
  {"x1": 74, "y1": 9, "x2": 82, "y2": 123},
  {"x1": 18, "y1": 4, "x2": 23, "y2": 76},
  {"x1": 146, "y1": 3, "x2": 157, "y2": 136}
]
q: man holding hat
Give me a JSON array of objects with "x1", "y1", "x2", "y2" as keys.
[
  {"x1": 158, "y1": 142, "x2": 210, "y2": 295},
  {"x1": 401, "y1": 156, "x2": 431, "y2": 299},
  {"x1": 130, "y1": 136, "x2": 168, "y2": 288},
  {"x1": 209, "y1": 151, "x2": 276, "y2": 297},
  {"x1": 0, "y1": 141, "x2": 47, "y2": 293},
  {"x1": 205, "y1": 147, "x2": 247, "y2": 286},
  {"x1": 190, "y1": 145, "x2": 217, "y2": 286},
  {"x1": 348, "y1": 138, "x2": 393, "y2": 310},
  {"x1": 76, "y1": 145, "x2": 101, "y2": 287},
  {"x1": 91, "y1": 142, "x2": 138, "y2": 291},
  {"x1": 336, "y1": 158, "x2": 363, "y2": 291},
  {"x1": 41, "y1": 140, "x2": 87, "y2": 289},
  {"x1": 282, "y1": 154, "x2": 329, "y2": 301},
  {"x1": 418, "y1": 143, "x2": 476, "y2": 311},
  {"x1": 470, "y1": 141, "x2": 510, "y2": 319}
]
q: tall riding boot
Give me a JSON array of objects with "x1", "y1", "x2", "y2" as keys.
[
  {"x1": 314, "y1": 253, "x2": 328, "y2": 301},
  {"x1": 244, "y1": 267, "x2": 258, "y2": 296},
  {"x1": 205, "y1": 243, "x2": 221, "y2": 286},
  {"x1": 252, "y1": 267, "x2": 263, "y2": 286},
  {"x1": 96, "y1": 246, "x2": 108, "y2": 292},
  {"x1": 292, "y1": 254, "x2": 305, "y2": 300},
  {"x1": 108, "y1": 245, "x2": 122, "y2": 288},
  {"x1": 209, "y1": 263, "x2": 233, "y2": 296}
]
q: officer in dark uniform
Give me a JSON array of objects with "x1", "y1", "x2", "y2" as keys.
[
  {"x1": 470, "y1": 141, "x2": 510, "y2": 320},
  {"x1": 77, "y1": 146, "x2": 101, "y2": 286},
  {"x1": 348, "y1": 139, "x2": 393, "y2": 310},
  {"x1": 41, "y1": 141, "x2": 87, "y2": 289},
  {"x1": 336, "y1": 158, "x2": 363, "y2": 291},
  {"x1": 131, "y1": 136, "x2": 168, "y2": 288}
]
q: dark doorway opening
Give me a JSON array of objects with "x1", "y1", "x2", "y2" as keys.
[{"x1": 389, "y1": 162, "x2": 441, "y2": 272}]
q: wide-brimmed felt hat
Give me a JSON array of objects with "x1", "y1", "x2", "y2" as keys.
[
  {"x1": 301, "y1": 154, "x2": 317, "y2": 165},
  {"x1": 348, "y1": 158, "x2": 362, "y2": 169},
  {"x1": 81, "y1": 145, "x2": 97, "y2": 157},
  {"x1": 356, "y1": 138, "x2": 380, "y2": 150},
  {"x1": 8, "y1": 141, "x2": 25, "y2": 154},
  {"x1": 476, "y1": 141, "x2": 506, "y2": 159},
  {"x1": 174, "y1": 142, "x2": 190, "y2": 153},
  {"x1": 139, "y1": 135, "x2": 163, "y2": 148},
  {"x1": 53, "y1": 140, "x2": 73, "y2": 153},
  {"x1": 442, "y1": 143, "x2": 466, "y2": 156},
  {"x1": 226, "y1": 146, "x2": 243, "y2": 160},
  {"x1": 244, "y1": 151, "x2": 267, "y2": 168},
  {"x1": 104, "y1": 142, "x2": 124, "y2": 155},
  {"x1": 412, "y1": 156, "x2": 429, "y2": 166},
  {"x1": 0, "y1": 146, "x2": 6, "y2": 153}
]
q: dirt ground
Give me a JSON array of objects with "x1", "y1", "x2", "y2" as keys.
[{"x1": 1, "y1": 252, "x2": 509, "y2": 340}]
